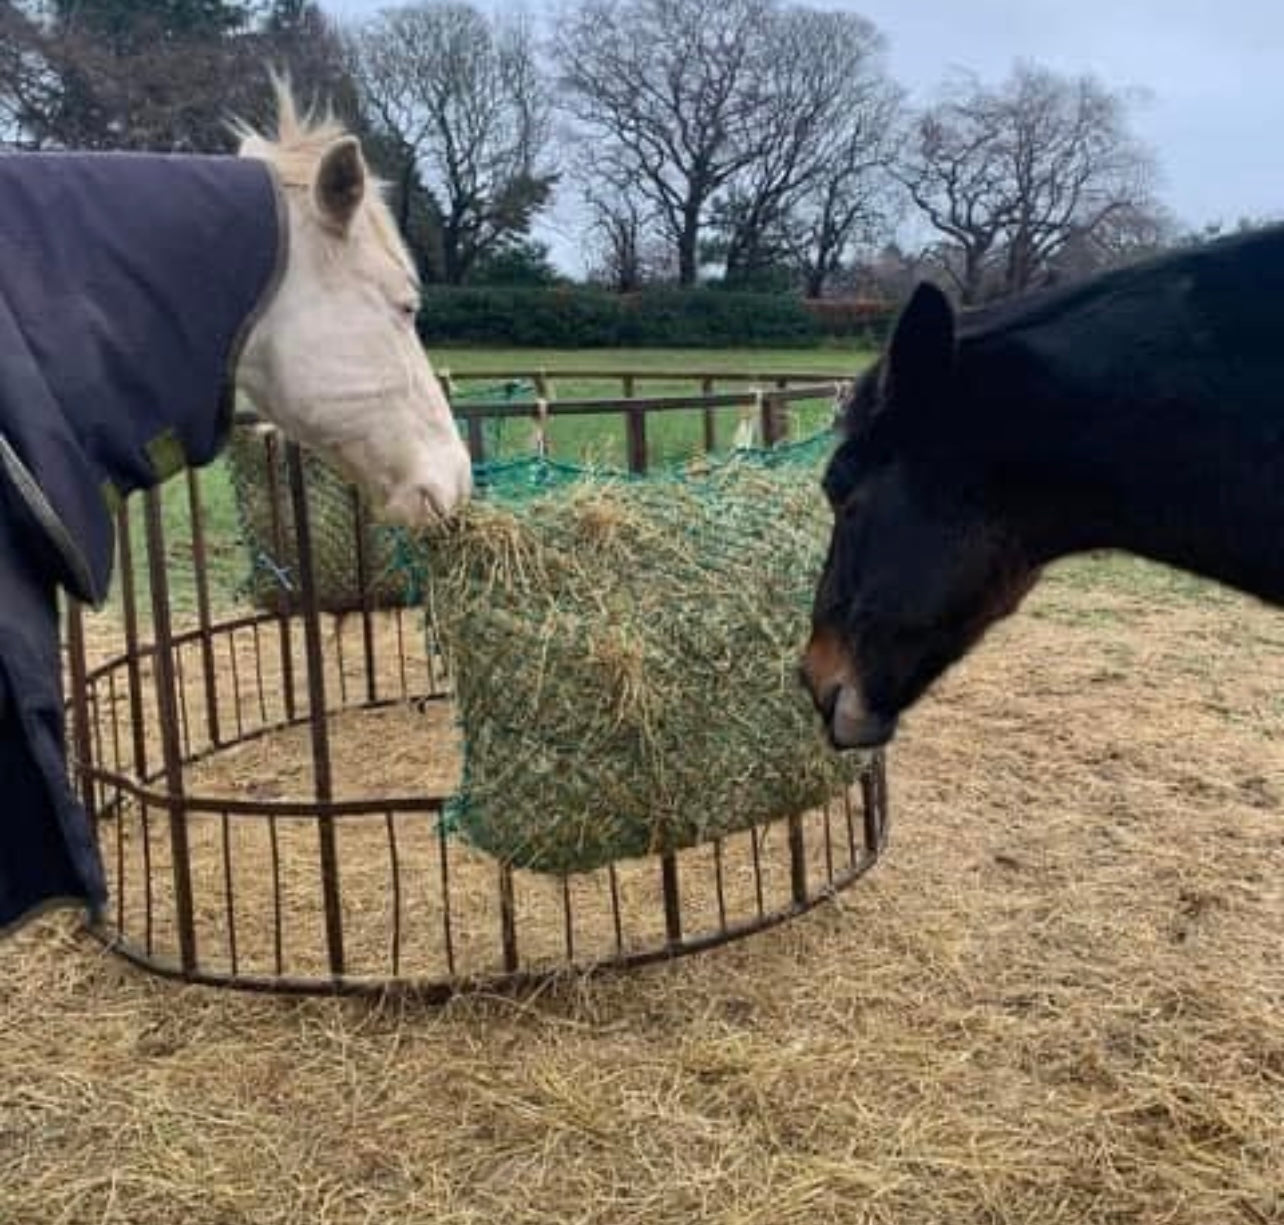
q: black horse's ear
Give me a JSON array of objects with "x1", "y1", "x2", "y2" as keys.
[{"x1": 886, "y1": 281, "x2": 956, "y2": 411}]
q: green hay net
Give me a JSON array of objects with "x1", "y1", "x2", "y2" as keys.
[
  {"x1": 227, "y1": 425, "x2": 874, "y2": 875},
  {"x1": 226, "y1": 423, "x2": 415, "y2": 614}
]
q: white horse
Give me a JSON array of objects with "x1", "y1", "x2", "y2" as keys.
[
  {"x1": 235, "y1": 88, "x2": 472, "y2": 525},
  {"x1": 0, "y1": 84, "x2": 472, "y2": 934}
]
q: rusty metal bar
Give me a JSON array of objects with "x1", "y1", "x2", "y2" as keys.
[
  {"x1": 268, "y1": 814, "x2": 284, "y2": 977},
  {"x1": 142, "y1": 486, "x2": 198, "y2": 973},
  {"x1": 713, "y1": 839, "x2": 728, "y2": 932},
  {"x1": 87, "y1": 837, "x2": 887, "y2": 1001},
  {"x1": 174, "y1": 644, "x2": 192, "y2": 760},
  {"x1": 607, "y1": 863, "x2": 624, "y2": 955},
  {"x1": 787, "y1": 812, "x2": 807, "y2": 907},
  {"x1": 140, "y1": 796, "x2": 154, "y2": 955},
  {"x1": 187, "y1": 469, "x2": 222, "y2": 749},
  {"x1": 394, "y1": 606, "x2": 409, "y2": 697},
  {"x1": 115, "y1": 785, "x2": 126, "y2": 937},
  {"x1": 437, "y1": 817, "x2": 456, "y2": 975},
  {"x1": 220, "y1": 810, "x2": 238, "y2": 976},
  {"x1": 64, "y1": 603, "x2": 95, "y2": 821},
  {"x1": 774, "y1": 376, "x2": 791, "y2": 444},
  {"x1": 843, "y1": 786, "x2": 858, "y2": 867},
  {"x1": 228, "y1": 627, "x2": 245, "y2": 740},
  {"x1": 386, "y1": 810, "x2": 402, "y2": 977},
  {"x1": 562, "y1": 877, "x2": 575, "y2": 961},
  {"x1": 333, "y1": 617, "x2": 349, "y2": 707},
  {"x1": 249, "y1": 624, "x2": 269, "y2": 726},
  {"x1": 866, "y1": 754, "x2": 888, "y2": 852},
  {"x1": 116, "y1": 504, "x2": 149, "y2": 782},
  {"x1": 352, "y1": 490, "x2": 378, "y2": 707},
  {"x1": 87, "y1": 685, "x2": 106, "y2": 813},
  {"x1": 660, "y1": 852, "x2": 682, "y2": 945},
  {"x1": 263, "y1": 431, "x2": 297, "y2": 723},
  {"x1": 285, "y1": 442, "x2": 345, "y2": 977},
  {"x1": 104, "y1": 673, "x2": 121, "y2": 783},
  {"x1": 862, "y1": 765, "x2": 879, "y2": 856},
  {"x1": 822, "y1": 799, "x2": 836, "y2": 886},
  {"x1": 750, "y1": 826, "x2": 766, "y2": 918},
  {"x1": 499, "y1": 863, "x2": 519, "y2": 972}
]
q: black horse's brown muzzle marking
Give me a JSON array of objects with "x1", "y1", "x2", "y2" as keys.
[
  {"x1": 798, "y1": 626, "x2": 853, "y2": 711},
  {"x1": 798, "y1": 628, "x2": 898, "y2": 750}
]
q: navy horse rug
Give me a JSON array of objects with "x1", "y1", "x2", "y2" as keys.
[{"x1": 0, "y1": 152, "x2": 284, "y2": 933}]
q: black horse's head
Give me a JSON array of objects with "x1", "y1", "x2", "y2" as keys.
[{"x1": 800, "y1": 282, "x2": 1039, "y2": 750}]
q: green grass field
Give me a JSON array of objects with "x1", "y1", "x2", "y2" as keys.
[{"x1": 427, "y1": 344, "x2": 872, "y2": 467}]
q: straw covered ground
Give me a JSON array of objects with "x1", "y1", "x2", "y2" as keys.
[{"x1": 2, "y1": 553, "x2": 1282, "y2": 1224}]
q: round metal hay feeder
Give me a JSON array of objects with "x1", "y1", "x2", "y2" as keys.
[{"x1": 66, "y1": 375, "x2": 890, "y2": 999}]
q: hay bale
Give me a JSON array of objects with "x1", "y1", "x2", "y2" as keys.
[
  {"x1": 415, "y1": 447, "x2": 872, "y2": 874},
  {"x1": 225, "y1": 423, "x2": 414, "y2": 614}
]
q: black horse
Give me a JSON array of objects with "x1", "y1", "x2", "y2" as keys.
[{"x1": 801, "y1": 225, "x2": 1284, "y2": 750}]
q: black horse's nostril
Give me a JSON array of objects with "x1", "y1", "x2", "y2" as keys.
[{"x1": 797, "y1": 663, "x2": 842, "y2": 725}]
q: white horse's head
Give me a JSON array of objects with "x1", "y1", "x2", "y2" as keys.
[{"x1": 233, "y1": 87, "x2": 471, "y2": 527}]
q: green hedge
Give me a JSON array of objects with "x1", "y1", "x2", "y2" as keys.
[
  {"x1": 416, "y1": 286, "x2": 821, "y2": 348},
  {"x1": 799, "y1": 298, "x2": 898, "y2": 345}
]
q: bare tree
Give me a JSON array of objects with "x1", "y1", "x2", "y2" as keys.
[
  {"x1": 557, "y1": 0, "x2": 772, "y2": 287},
  {"x1": 1040, "y1": 201, "x2": 1175, "y2": 286},
  {"x1": 999, "y1": 65, "x2": 1156, "y2": 294},
  {"x1": 783, "y1": 28, "x2": 902, "y2": 299},
  {"x1": 710, "y1": 7, "x2": 899, "y2": 293},
  {"x1": 581, "y1": 166, "x2": 655, "y2": 291},
  {"x1": 347, "y1": 2, "x2": 557, "y2": 285},
  {"x1": 899, "y1": 63, "x2": 1158, "y2": 304},
  {"x1": 897, "y1": 77, "x2": 1015, "y2": 305},
  {"x1": 788, "y1": 124, "x2": 901, "y2": 298}
]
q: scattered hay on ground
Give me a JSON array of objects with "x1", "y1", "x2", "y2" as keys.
[{"x1": 4, "y1": 555, "x2": 1282, "y2": 1225}]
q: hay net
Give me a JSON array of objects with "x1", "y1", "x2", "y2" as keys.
[{"x1": 228, "y1": 425, "x2": 875, "y2": 876}]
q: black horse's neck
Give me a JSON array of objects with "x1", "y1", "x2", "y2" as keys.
[
  {"x1": 1005, "y1": 401, "x2": 1284, "y2": 605},
  {"x1": 955, "y1": 230, "x2": 1284, "y2": 606}
]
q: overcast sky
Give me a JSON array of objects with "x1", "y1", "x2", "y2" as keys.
[{"x1": 320, "y1": 0, "x2": 1284, "y2": 273}]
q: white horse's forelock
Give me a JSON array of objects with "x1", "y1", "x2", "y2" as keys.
[{"x1": 232, "y1": 77, "x2": 353, "y2": 184}]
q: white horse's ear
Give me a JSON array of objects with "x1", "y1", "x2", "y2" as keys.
[{"x1": 314, "y1": 135, "x2": 365, "y2": 233}]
